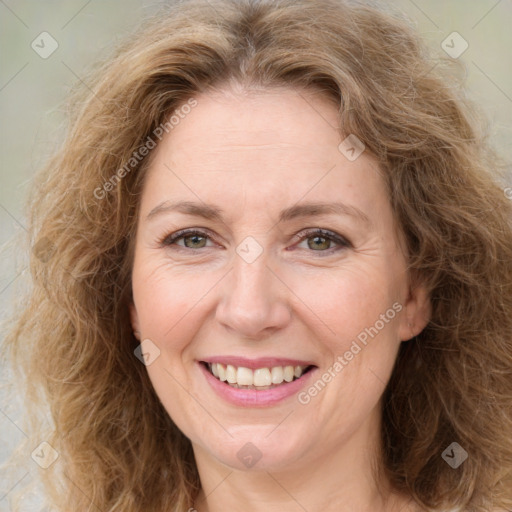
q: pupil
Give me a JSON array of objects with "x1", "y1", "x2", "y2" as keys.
[
  {"x1": 185, "y1": 235, "x2": 206, "y2": 248},
  {"x1": 309, "y1": 235, "x2": 329, "y2": 250}
]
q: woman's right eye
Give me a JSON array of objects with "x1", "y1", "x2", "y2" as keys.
[{"x1": 160, "y1": 229, "x2": 214, "y2": 250}]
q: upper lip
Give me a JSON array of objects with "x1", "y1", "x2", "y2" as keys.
[{"x1": 200, "y1": 356, "x2": 317, "y2": 370}]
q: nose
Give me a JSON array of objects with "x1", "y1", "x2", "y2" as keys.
[{"x1": 215, "y1": 251, "x2": 292, "y2": 339}]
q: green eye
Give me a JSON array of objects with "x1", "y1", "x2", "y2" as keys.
[
  {"x1": 182, "y1": 234, "x2": 208, "y2": 248},
  {"x1": 306, "y1": 234, "x2": 332, "y2": 251},
  {"x1": 161, "y1": 229, "x2": 213, "y2": 249},
  {"x1": 296, "y1": 228, "x2": 351, "y2": 254}
]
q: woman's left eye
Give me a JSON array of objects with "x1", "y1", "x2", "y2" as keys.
[
  {"x1": 159, "y1": 228, "x2": 351, "y2": 254},
  {"x1": 294, "y1": 228, "x2": 351, "y2": 253}
]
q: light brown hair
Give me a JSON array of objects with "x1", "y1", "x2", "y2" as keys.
[{"x1": 3, "y1": 0, "x2": 512, "y2": 510}]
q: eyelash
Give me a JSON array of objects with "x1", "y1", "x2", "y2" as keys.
[{"x1": 159, "y1": 228, "x2": 352, "y2": 255}]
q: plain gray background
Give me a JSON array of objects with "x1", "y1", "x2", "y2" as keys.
[{"x1": 1, "y1": 0, "x2": 511, "y2": 509}]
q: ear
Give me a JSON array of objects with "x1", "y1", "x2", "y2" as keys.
[
  {"x1": 398, "y1": 280, "x2": 431, "y2": 342},
  {"x1": 129, "y1": 302, "x2": 141, "y2": 340}
]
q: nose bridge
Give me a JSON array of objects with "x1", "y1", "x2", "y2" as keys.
[
  {"x1": 215, "y1": 248, "x2": 291, "y2": 338},
  {"x1": 233, "y1": 253, "x2": 272, "y2": 304}
]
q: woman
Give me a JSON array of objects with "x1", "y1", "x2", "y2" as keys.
[{"x1": 4, "y1": 0, "x2": 512, "y2": 510}]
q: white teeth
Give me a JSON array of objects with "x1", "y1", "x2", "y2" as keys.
[
  {"x1": 271, "y1": 366, "x2": 284, "y2": 384},
  {"x1": 283, "y1": 366, "x2": 294, "y2": 382},
  {"x1": 236, "y1": 367, "x2": 253, "y2": 386},
  {"x1": 253, "y1": 368, "x2": 272, "y2": 387},
  {"x1": 208, "y1": 363, "x2": 310, "y2": 388},
  {"x1": 217, "y1": 363, "x2": 227, "y2": 381},
  {"x1": 226, "y1": 364, "x2": 237, "y2": 384}
]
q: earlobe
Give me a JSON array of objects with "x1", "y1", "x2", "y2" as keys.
[
  {"x1": 399, "y1": 283, "x2": 431, "y2": 342},
  {"x1": 129, "y1": 302, "x2": 141, "y2": 340}
]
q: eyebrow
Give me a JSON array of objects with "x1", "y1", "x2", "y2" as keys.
[{"x1": 146, "y1": 200, "x2": 371, "y2": 226}]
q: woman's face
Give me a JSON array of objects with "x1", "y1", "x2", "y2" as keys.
[{"x1": 130, "y1": 86, "x2": 430, "y2": 474}]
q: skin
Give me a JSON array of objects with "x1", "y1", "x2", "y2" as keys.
[{"x1": 129, "y1": 84, "x2": 431, "y2": 512}]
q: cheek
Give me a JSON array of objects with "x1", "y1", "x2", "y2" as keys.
[
  {"x1": 132, "y1": 261, "x2": 219, "y2": 348},
  {"x1": 299, "y1": 271, "x2": 402, "y2": 420},
  {"x1": 288, "y1": 263, "x2": 404, "y2": 406},
  {"x1": 131, "y1": 264, "x2": 215, "y2": 432},
  {"x1": 286, "y1": 263, "x2": 402, "y2": 345}
]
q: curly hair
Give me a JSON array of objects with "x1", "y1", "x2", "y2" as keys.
[{"x1": 3, "y1": 0, "x2": 512, "y2": 510}]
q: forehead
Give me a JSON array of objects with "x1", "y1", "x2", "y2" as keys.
[
  {"x1": 141, "y1": 86, "x2": 387, "y2": 225},
  {"x1": 153, "y1": 86, "x2": 343, "y2": 163}
]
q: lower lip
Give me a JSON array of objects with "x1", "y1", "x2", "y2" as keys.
[{"x1": 198, "y1": 362, "x2": 317, "y2": 407}]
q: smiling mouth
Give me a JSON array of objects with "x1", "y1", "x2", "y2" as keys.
[{"x1": 202, "y1": 361, "x2": 316, "y2": 390}]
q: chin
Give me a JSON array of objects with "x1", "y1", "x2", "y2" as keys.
[{"x1": 193, "y1": 423, "x2": 311, "y2": 472}]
